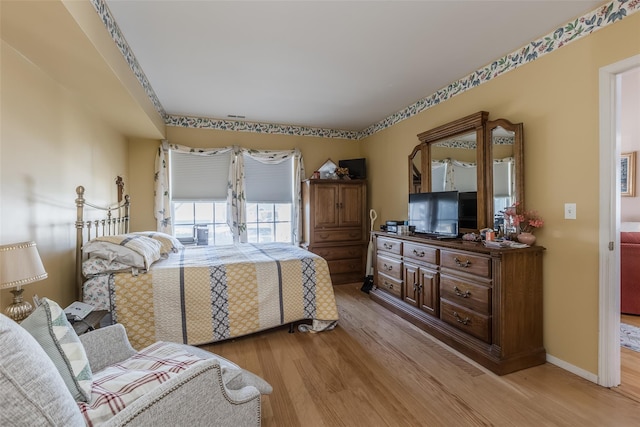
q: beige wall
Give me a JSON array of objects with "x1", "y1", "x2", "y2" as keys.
[
  {"x1": 362, "y1": 12, "x2": 640, "y2": 374},
  {"x1": 620, "y1": 68, "x2": 640, "y2": 221},
  {"x1": 0, "y1": 41, "x2": 129, "y2": 310},
  {"x1": 127, "y1": 127, "x2": 364, "y2": 230},
  {"x1": 3, "y1": 0, "x2": 639, "y2": 378}
]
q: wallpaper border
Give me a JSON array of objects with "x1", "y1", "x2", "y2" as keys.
[{"x1": 91, "y1": 0, "x2": 639, "y2": 141}]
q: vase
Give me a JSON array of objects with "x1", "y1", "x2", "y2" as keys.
[{"x1": 517, "y1": 232, "x2": 536, "y2": 245}]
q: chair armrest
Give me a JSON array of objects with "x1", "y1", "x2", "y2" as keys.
[
  {"x1": 104, "y1": 359, "x2": 262, "y2": 427},
  {"x1": 79, "y1": 324, "x2": 136, "y2": 372},
  {"x1": 177, "y1": 344, "x2": 272, "y2": 395}
]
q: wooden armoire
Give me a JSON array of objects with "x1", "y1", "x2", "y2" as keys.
[{"x1": 301, "y1": 179, "x2": 367, "y2": 285}]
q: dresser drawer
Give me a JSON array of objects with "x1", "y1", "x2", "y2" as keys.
[
  {"x1": 376, "y1": 272, "x2": 402, "y2": 298},
  {"x1": 327, "y1": 258, "x2": 363, "y2": 274},
  {"x1": 440, "y1": 299, "x2": 491, "y2": 343},
  {"x1": 376, "y1": 254, "x2": 402, "y2": 280},
  {"x1": 314, "y1": 229, "x2": 362, "y2": 243},
  {"x1": 440, "y1": 275, "x2": 491, "y2": 314},
  {"x1": 312, "y1": 245, "x2": 363, "y2": 261},
  {"x1": 377, "y1": 236, "x2": 402, "y2": 256},
  {"x1": 440, "y1": 250, "x2": 491, "y2": 278},
  {"x1": 403, "y1": 242, "x2": 438, "y2": 265}
]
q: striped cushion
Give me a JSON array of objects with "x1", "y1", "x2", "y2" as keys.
[
  {"x1": 77, "y1": 342, "x2": 206, "y2": 425},
  {"x1": 20, "y1": 298, "x2": 93, "y2": 402}
]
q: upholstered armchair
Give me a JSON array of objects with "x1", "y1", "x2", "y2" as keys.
[{"x1": 0, "y1": 309, "x2": 272, "y2": 426}]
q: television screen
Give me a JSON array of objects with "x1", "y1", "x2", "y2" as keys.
[
  {"x1": 338, "y1": 158, "x2": 366, "y2": 179},
  {"x1": 408, "y1": 191, "x2": 459, "y2": 237}
]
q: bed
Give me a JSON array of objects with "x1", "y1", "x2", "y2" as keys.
[{"x1": 75, "y1": 183, "x2": 339, "y2": 350}]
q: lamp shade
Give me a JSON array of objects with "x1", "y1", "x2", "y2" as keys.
[{"x1": 0, "y1": 241, "x2": 48, "y2": 289}]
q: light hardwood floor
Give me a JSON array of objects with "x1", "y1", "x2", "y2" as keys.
[{"x1": 204, "y1": 285, "x2": 640, "y2": 426}]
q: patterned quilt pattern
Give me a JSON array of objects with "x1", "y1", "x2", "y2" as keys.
[
  {"x1": 108, "y1": 243, "x2": 339, "y2": 349},
  {"x1": 78, "y1": 342, "x2": 208, "y2": 426}
]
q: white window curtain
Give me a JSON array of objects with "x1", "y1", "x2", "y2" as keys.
[
  {"x1": 153, "y1": 142, "x2": 233, "y2": 234},
  {"x1": 227, "y1": 147, "x2": 305, "y2": 244},
  {"x1": 431, "y1": 160, "x2": 448, "y2": 192},
  {"x1": 431, "y1": 159, "x2": 456, "y2": 191},
  {"x1": 154, "y1": 140, "x2": 171, "y2": 233},
  {"x1": 155, "y1": 142, "x2": 305, "y2": 244},
  {"x1": 450, "y1": 159, "x2": 478, "y2": 192},
  {"x1": 493, "y1": 157, "x2": 515, "y2": 213}
]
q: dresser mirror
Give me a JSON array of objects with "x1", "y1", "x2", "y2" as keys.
[
  {"x1": 486, "y1": 119, "x2": 524, "y2": 230},
  {"x1": 410, "y1": 111, "x2": 523, "y2": 231}
]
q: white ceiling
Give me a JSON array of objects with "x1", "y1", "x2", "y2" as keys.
[{"x1": 105, "y1": 0, "x2": 604, "y2": 132}]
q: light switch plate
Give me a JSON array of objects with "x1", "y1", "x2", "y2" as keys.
[{"x1": 565, "y1": 203, "x2": 577, "y2": 220}]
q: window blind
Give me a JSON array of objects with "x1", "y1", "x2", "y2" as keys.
[
  {"x1": 170, "y1": 151, "x2": 231, "y2": 201},
  {"x1": 244, "y1": 155, "x2": 293, "y2": 203},
  {"x1": 493, "y1": 161, "x2": 512, "y2": 197}
]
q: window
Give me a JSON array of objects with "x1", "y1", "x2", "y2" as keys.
[
  {"x1": 170, "y1": 150, "x2": 232, "y2": 245},
  {"x1": 173, "y1": 202, "x2": 233, "y2": 246},
  {"x1": 168, "y1": 149, "x2": 295, "y2": 245},
  {"x1": 244, "y1": 155, "x2": 293, "y2": 244}
]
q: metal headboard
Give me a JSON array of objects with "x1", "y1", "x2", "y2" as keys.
[{"x1": 75, "y1": 183, "x2": 130, "y2": 300}]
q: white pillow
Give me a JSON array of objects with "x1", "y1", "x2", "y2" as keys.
[
  {"x1": 83, "y1": 234, "x2": 162, "y2": 269},
  {"x1": 20, "y1": 298, "x2": 93, "y2": 402},
  {"x1": 131, "y1": 231, "x2": 184, "y2": 254}
]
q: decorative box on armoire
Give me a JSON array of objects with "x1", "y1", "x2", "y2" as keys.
[{"x1": 301, "y1": 179, "x2": 367, "y2": 285}]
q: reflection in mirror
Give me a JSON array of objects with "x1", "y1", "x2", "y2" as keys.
[
  {"x1": 411, "y1": 147, "x2": 422, "y2": 193},
  {"x1": 430, "y1": 132, "x2": 477, "y2": 192},
  {"x1": 492, "y1": 126, "x2": 516, "y2": 230}
]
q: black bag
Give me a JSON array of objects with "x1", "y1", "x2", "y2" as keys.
[{"x1": 361, "y1": 275, "x2": 374, "y2": 293}]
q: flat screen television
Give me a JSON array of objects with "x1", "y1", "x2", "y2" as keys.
[
  {"x1": 408, "y1": 191, "x2": 459, "y2": 237},
  {"x1": 338, "y1": 158, "x2": 366, "y2": 179}
]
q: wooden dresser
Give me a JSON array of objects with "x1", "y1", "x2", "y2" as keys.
[
  {"x1": 301, "y1": 179, "x2": 367, "y2": 284},
  {"x1": 370, "y1": 231, "x2": 545, "y2": 375}
]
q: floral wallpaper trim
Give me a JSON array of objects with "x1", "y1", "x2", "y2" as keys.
[
  {"x1": 91, "y1": 0, "x2": 638, "y2": 141},
  {"x1": 90, "y1": 0, "x2": 167, "y2": 120},
  {"x1": 359, "y1": 0, "x2": 640, "y2": 139},
  {"x1": 165, "y1": 115, "x2": 360, "y2": 140}
]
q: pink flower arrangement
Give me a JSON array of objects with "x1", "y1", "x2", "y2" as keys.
[{"x1": 503, "y1": 202, "x2": 544, "y2": 234}]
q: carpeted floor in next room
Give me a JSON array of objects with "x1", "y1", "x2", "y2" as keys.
[{"x1": 620, "y1": 322, "x2": 640, "y2": 352}]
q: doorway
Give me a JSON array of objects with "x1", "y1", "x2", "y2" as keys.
[{"x1": 598, "y1": 55, "x2": 640, "y2": 388}]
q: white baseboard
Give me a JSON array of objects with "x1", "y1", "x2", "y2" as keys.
[{"x1": 546, "y1": 354, "x2": 599, "y2": 384}]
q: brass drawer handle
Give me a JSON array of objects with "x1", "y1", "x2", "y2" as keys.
[
  {"x1": 453, "y1": 286, "x2": 471, "y2": 298},
  {"x1": 383, "y1": 263, "x2": 393, "y2": 272},
  {"x1": 413, "y1": 249, "x2": 425, "y2": 257},
  {"x1": 453, "y1": 311, "x2": 471, "y2": 325},
  {"x1": 454, "y1": 257, "x2": 471, "y2": 268},
  {"x1": 384, "y1": 281, "x2": 394, "y2": 290},
  {"x1": 383, "y1": 243, "x2": 393, "y2": 250}
]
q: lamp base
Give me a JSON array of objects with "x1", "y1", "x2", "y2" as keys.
[{"x1": 5, "y1": 288, "x2": 33, "y2": 322}]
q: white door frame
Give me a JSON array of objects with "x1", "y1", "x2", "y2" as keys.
[{"x1": 598, "y1": 54, "x2": 640, "y2": 387}]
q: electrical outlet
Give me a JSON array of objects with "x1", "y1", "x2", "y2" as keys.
[{"x1": 565, "y1": 203, "x2": 577, "y2": 220}]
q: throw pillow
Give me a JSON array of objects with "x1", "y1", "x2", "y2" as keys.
[
  {"x1": 0, "y1": 314, "x2": 85, "y2": 426},
  {"x1": 20, "y1": 298, "x2": 93, "y2": 402},
  {"x1": 131, "y1": 231, "x2": 184, "y2": 254}
]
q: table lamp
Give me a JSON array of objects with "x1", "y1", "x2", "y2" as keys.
[{"x1": 0, "y1": 241, "x2": 48, "y2": 321}]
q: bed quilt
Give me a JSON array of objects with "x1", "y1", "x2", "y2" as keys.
[{"x1": 101, "y1": 243, "x2": 338, "y2": 349}]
